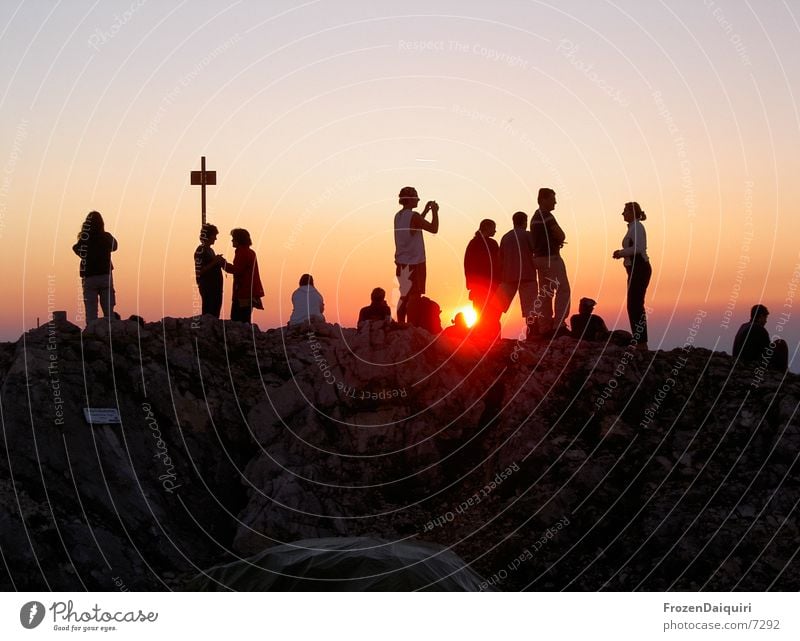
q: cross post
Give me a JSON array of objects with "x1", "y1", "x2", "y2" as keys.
[{"x1": 190, "y1": 156, "x2": 217, "y2": 225}]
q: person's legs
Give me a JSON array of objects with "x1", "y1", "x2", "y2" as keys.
[
  {"x1": 397, "y1": 262, "x2": 425, "y2": 323},
  {"x1": 626, "y1": 259, "x2": 651, "y2": 345},
  {"x1": 97, "y1": 274, "x2": 116, "y2": 318},
  {"x1": 552, "y1": 257, "x2": 571, "y2": 330},
  {"x1": 533, "y1": 257, "x2": 555, "y2": 334},
  {"x1": 82, "y1": 275, "x2": 101, "y2": 322},
  {"x1": 201, "y1": 285, "x2": 223, "y2": 318},
  {"x1": 231, "y1": 300, "x2": 252, "y2": 322},
  {"x1": 470, "y1": 285, "x2": 492, "y2": 316}
]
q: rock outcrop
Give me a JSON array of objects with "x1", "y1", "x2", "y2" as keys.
[{"x1": 0, "y1": 316, "x2": 797, "y2": 590}]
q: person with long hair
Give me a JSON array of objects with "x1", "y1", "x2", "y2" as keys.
[
  {"x1": 224, "y1": 228, "x2": 264, "y2": 323},
  {"x1": 72, "y1": 211, "x2": 118, "y2": 322},
  {"x1": 613, "y1": 201, "x2": 652, "y2": 350}
]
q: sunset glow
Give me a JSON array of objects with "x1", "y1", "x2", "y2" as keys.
[
  {"x1": 0, "y1": 2, "x2": 798, "y2": 369},
  {"x1": 460, "y1": 306, "x2": 478, "y2": 328}
]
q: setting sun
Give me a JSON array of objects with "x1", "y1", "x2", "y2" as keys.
[{"x1": 459, "y1": 306, "x2": 478, "y2": 328}]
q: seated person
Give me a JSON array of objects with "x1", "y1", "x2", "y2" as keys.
[
  {"x1": 733, "y1": 304, "x2": 788, "y2": 371},
  {"x1": 442, "y1": 312, "x2": 470, "y2": 341},
  {"x1": 570, "y1": 297, "x2": 610, "y2": 341},
  {"x1": 288, "y1": 274, "x2": 325, "y2": 326},
  {"x1": 358, "y1": 287, "x2": 392, "y2": 324}
]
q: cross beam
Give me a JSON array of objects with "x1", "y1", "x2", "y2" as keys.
[{"x1": 190, "y1": 156, "x2": 217, "y2": 225}]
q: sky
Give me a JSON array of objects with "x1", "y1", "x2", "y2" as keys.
[{"x1": 1, "y1": 0, "x2": 799, "y2": 369}]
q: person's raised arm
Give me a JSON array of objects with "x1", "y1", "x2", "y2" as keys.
[{"x1": 414, "y1": 201, "x2": 439, "y2": 234}]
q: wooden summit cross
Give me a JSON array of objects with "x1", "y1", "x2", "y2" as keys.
[{"x1": 190, "y1": 156, "x2": 216, "y2": 225}]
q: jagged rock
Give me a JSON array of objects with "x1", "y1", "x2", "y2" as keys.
[{"x1": 0, "y1": 318, "x2": 798, "y2": 590}]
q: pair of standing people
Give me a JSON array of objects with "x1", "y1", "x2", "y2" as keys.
[{"x1": 195, "y1": 225, "x2": 264, "y2": 323}]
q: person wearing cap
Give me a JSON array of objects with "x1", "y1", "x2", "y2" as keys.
[
  {"x1": 732, "y1": 304, "x2": 788, "y2": 370},
  {"x1": 570, "y1": 297, "x2": 610, "y2": 341},
  {"x1": 394, "y1": 186, "x2": 439, "y2": 323},
  {"x1": 612, "y1": 201, "x2": 651, "y2": 350},
  {"x1": 531, "y1": 188, "x2": 571, "y2": 337}
]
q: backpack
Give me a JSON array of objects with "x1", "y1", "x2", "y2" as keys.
[{"x1": 408, "y1": 296, "x2": 442, "y2": 334}]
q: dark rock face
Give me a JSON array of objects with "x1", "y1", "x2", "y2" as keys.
[{"x1": 0, "y1": 316, "x2": 797, "y2": 590}]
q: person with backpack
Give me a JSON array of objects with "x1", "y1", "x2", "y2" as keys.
[{"x1": 72, "y1": 210, "x2": 118, "y2": 322}]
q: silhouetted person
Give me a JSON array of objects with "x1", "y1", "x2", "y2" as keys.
[
  {"x1": 570, "y1": 297, "x2": 610, "y2": 341},
  {"x1": 733, "y1": 304, "x2": 788, "y2": 371},
  {"x1": 394, "y1": 186, "x2": 439, "y2": 323},
  {"x1": 224, "y1": 228, "x2": 264, "y2": 323},
  {"x1": 442, "y1": 311, "x2": 470, "y2": 341},
  {"x1": 531, "y1": 188, "x2": 571, "y2": 336},
  {"x1": 288, "y1": 274, "x2": 325, "y2": 326},
  {"x1": 194, "y1": 223, "x2": 225, "y2": 318},
  {"x1": 497, "y1": 211, "x2": 537, "y2": 336},
  {"x1": 613, "y1": 201, "x2": 651, "y2": 350},
  {"x1": 72, "y1": 210, "x2": 118, "y2": 322},
  {"x1": 406, "y1": 296, "x2": 442, "y2": 334},
  {"x1": 464, "y1": 219, "x2": 500, "y2": 317},
  {"x1": 358, "y1": 287, "x2": 392, "y2": 325}
]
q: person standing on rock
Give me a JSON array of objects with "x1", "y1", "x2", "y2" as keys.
[
  {"x1": 288, "y1": 274, "x2": 325, "y2": 326},
  {"x1": 394, "y1": 186, "x2": 439, "y2": 324},
  {"x1": 497, "y1": 211, "x2": 537, "y2": 337},
  {"x1": 194, "y1": 223, "x2": 225, "y2": 318},
  {"x1": 531, "y1": 188, "x2": 571, "y2": 337},
  {"x1": 612, "y1": 201, "x2": 651, "y2": 350},
  {"x1": 72, "y1": 210, "x2": 118, "y2": 323},
  {"x1": 224, "y1": 228, "x2": 264, "y2": 323},
  {"x1": 464, "y1": 219, "x2": 500, "y2": 318}
]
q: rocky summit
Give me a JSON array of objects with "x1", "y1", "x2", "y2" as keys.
[{"x1": 0, "y1": 315, "x2": 798, "y2": 591}]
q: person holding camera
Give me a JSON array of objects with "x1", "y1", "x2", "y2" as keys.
[{"x1": 393, "y1": 186, "x2": 439, "y2": 323}]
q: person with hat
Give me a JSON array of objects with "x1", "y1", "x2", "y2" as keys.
[
  {"x1": 570, "y1": 297, "x2": 610, "y2": 341},
  {"x1": 612, "y1": 201, "x2": 651, "y2": 350},
  {"x1": 394, "y1": 186, "x2": 439, "y2": 323}
]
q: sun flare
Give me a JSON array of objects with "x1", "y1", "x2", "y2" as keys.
[{"x1": 459, "y1": 306, "x2": 478, "y2": 328}]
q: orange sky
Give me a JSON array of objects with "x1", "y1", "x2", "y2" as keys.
[{"x1": 2, "y1": 1, "x2": 799, "y2": 368}]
